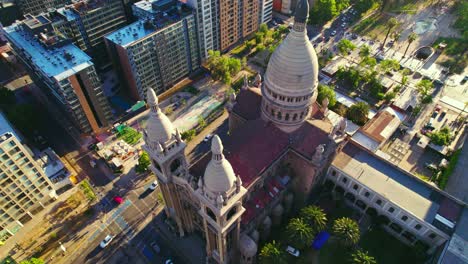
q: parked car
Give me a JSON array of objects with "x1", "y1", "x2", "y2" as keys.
[
  {"x1": 113, "y1": 196, "x2": 124, "y2": 204},
  {"x1": 149, "y1": 180, "x2": 158, "y2": 191},
  {"x1": 150, "y1": 242, "x2": 161, "y2": 254},
  {"x1": 431, "y1": 111, "x2": 438, "y2": 118},
  {"x1": 425, "y1": 163, "x2": 438, "y2": 171},
  {"x1": 100, "y1": 235, "x2": 114, "y2": 248},
  {"x1": 286, "y1": 246, "x2": 300, "y2": 257},
  {"x1": 203, "y1": 134, "x2": 213, "y2": 142},
  {"x1": 165, "y1": 260, "x2": 174, "y2": 264},
  {"x1": 330, "y1": 30, "x2": 337, "y2": 36},
  {"x1": 440, "y1": 111, "x2": 447, "y2": 119}
]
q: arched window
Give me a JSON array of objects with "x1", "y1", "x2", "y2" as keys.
[
  {"x1": 170, "y1": 158, "x2": 181, "y2": 173},
  {"x1": 285, "y1": 113, "x2": 290, "y2": 121},
  {"x1": 300, "y1": 112, "x2": 304, "y2": 118},
  {"x1": 271, "y1": 109, "x2": 275, "y2": 116},
  {"x1": 293, "y1": 113, "x2": 298, "y2": 121},
  {"x1": 206, "y1": 207, "x2": 216, "y2": 221},
  {"x1": 277, "y1": 111, "x2": 282, "y2": 120},
  {"x1": 227, "y1": 206, "x2": 237, "y2": 220}
]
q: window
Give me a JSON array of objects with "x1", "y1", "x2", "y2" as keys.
[
  {"x1": 415, "y1": 224, "x2": 422, "y2": 230},
  {"x1": 388, "y1": 207, "x2": 395, "y2": 213},
  {"x1": 376, "y1": 199, "x2": 382, "y2": 206},
  {"x1": 353, "y1": 184, "x2": 358, "y2": 190},
  {"x1": 429, "y1": 233, "x2": 436, "y2": 239},
  {"x1": 401, "y1": 215, "x2": 408, "y2": 221},
  {"x1": 364, "y1": 192, "x2": 370, "y2": 198},
  {"x1": 341, "y1": 177, "x2": 347, "y2": 183}
]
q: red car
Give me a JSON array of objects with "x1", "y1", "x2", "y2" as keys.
[{"x1": 113, "y1": 196, "x2": 124, "y2": 204}]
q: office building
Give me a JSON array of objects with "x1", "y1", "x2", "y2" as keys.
[
  {"x1": 105, "y1": 0, "x2": 200, "y2": 100},
  {"x1": 2, "y1": 14, "x2": 113, "y2": 134},
  {"x1": 259, "y1": 0, "x2": 273, "y2": 24},
  {"x1": 0, "y1": 113, "x2": 57, "y2": 243},
  {"x1": 186, "y1": 0, "x2": 260, "y2": 58},
  {"x1": 50, "y1": 0, "x2": 128, "y2": 67},
  {"x1": 15, "y1": 0, "x2": 70, "y2": 16}
]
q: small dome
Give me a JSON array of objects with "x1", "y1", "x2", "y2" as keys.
[
  {"x1": 145, "y1": 89, "x2": 174, "y2": 143},
  {"x1": 204, "y1": 136, "x2": 236, "y2": 194},
  {"x1": 239, "y1": 234, "x2": 258, "y2": 257}
]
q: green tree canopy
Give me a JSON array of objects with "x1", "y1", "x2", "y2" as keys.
[
  {"x1": 19, "y1": 258, "x2": 44, "y2": 264},
  {"x1": 359, "y1": 57, "x2": 377, "y2": 69},
  {"x1": 336, "y1": 66, "x2": 361, "y2": 89},
  {"x1": 429, "y1": 127, "x2": 452, "y2": 146},
  {"x1": 255, "y1": 32, "x2": 265, "y2": 45},
  {"x1": 416, "y1": 79, "x2": 434, "y2": 104},
  {"x1": 286, "y1": 218, "x2": 314, "y2": 249},
  {"x1": 359, "y1": 45, "x2": 371, "y2": 58},
  {"x1": 332, "y1": 217, "x2": 360, "y2": 247},
  {"x1": 135, "y1": 151, "x2": 150, "y2": 173},
  {"x1": 382, "y1": 17, "x2": 399, "y2": 48},
  {"x1": 350, "y1": 249, "x2": 377, "y2": 264},
  {"x1": 207, "y1": 50, "x2": 242, "y2": 84},
  {"x1": 347, "y1": 102, "x2": 369, "y2": 126},
  {"x1": 299, "y1": 205, "x2": 328, "y2": 234},
  {"x1": 259, "y1": 241, "x2": 287, "y2": 264},
  {"x1": 317, "y1": 84, "x2": 337, "y2": 108},
  {"x1": 337, "y1": 39, "x2": 357, "y2": 55},
  {"x1": 378, "y1": 59, "x2": 400, "y2": 73},
  {"x1": 259, "y1": 23, "x2": 268, "y2": 34},
  {"x1": 336, "y1": 0, "x2": 350, "y2": 12},
  {"x1": 309, "y1": 0, "x2": 338, "y2": 25}
]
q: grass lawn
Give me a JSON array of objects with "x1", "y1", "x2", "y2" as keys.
[
  {"x1": 117, "y1": 126, "x2": 142, "y2": 145},
  {"x1": 433, "y1": 37, "x2": 468, "y2": 56}
]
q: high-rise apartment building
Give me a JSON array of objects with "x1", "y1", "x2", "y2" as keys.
[
  {"x1": 105, "y1": 0, "x2": 200, "y2": 101},
  {"x1": 50, "y1": 0, "x2": 128, "y2": 66},
  {"x1": 186, "y1": 0, "x2": 259, "y2": 58},
  {"x1": 2, "y1": 14, "x2": 113, "y2": 134},
  {"x1": 259, "y1": 0, "x2": 273, "y2": 24},
  {"x1": 15, "y1": 0, "x2": 70, "y2": 16},
  {"x1": 0, "y1": 113, "x2": 57, "y2": 243}
]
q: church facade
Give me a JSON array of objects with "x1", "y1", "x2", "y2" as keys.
[{"x1": 141, "y1": 0, "x2": 348, "y2": 263}]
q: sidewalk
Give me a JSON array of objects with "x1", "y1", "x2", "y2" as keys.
[{"x1": 0, "y1": 187, "x2": 79, "y2": 260}]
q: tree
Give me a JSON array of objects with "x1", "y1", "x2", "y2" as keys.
[
  {"x1": 259, "y1": 23, "x2": 268, "y2": 34},
  {"x1": 429, "y1": 127, "x2": 452, "y2": 146},
  {"x1": 285, "y1": 218, "x2": 314, "y2": 249},
  {"x1": 278, "y1": 25, "x2": 288, "y2": 34},
  {"x1": 181, "y1": 129, "x2": 196, "y2": 141},
  {"x1": 272, "y1": 30, "x2": 281, "y2": 41},
  {"x1": 135, "y1": 151, "x2": 150, "y2": 173},
  {"x1": 392, "y1": 31, "x2": 401, "y2": 42},
  {"x1": 350, "y1": 249, "x2": 377, "y2": 264},
  {"x1": 337, "y1": 39, "x2": 356, "y2": 55},
  {"x1": 359, "y1": 45, "x2": 370, "y2": 58},
  {"x1": 382, "y1": 17, "x2": 399, "y2": 49},
  {"x1": 317, "y1": 85, "x2": 337, "y2": 108},
  {"x1": 206, "y1": 50, "x2": 242, "y2": 84},
  {"x1": 378, "y1": 59, "x2": 400, "y2": 73},
  {"x1": 255, "y1": 32, "x2": 265, "y2": 45},
  {"x1": 198, "y1": 116, "x2": 207, "y2": 129},
  {"x1": 19, "y1": 258, "x2": 44, "y2": 264},
  {"x1": 403, "y1": 32, "x2": 418, "y2": 58},
  {"x1": 416, "y1": 79, "x2": 433, "y2": 104},
  {"x1": 336, "y1": 66, "x2": 361, "y2": 89},
  {"x1": 299, "y1": 205, "x2": 327, "y2": 234},
  {"x1": 309, "y1": 0, "x2": 338, "y2": 25},
  {"x1": 332, "y1": 217, "x2": 360, "y2": 246},
  {"x1": 359, "y1": 57, "x2": 377, "y2": 69},
  {"x1": 347, "y1": 102, "x2": 369, "y2": 126},
  {"x1": 259, "y1": 241, "x2": 287, "y2": 264},
  {"x1": 336, "y1": 0, "x2": 350, "y2": 12},
  {"x1": 0, "y1": 86, "x2": 15, "y2": 106}
]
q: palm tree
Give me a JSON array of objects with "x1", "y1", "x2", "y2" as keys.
[
  {"x1": 259, "y1": 241, "x2": 287, "y2": 264},
  {"x1": 300, "y1": 205, "x2": 327, "y2": 234},
  {"x1": 382, "y1": 17, "x2": 399, "y2": 49},
  {"x1": 332, "y1": 217, "x2": 360, "y2": 247},
  {"x1": 393, "y1": 31, "x2": 401, "y2": 42},
  {"x1": 350, "y1": 249, "x2": 377, "y2": 264},
  {"x1": 286, "y1": 218, "x2": 314, "y2": 249},
  {"x1": 403, "y1": 32, "x2": 418, "y2": 58}
]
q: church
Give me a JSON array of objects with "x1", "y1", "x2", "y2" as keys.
[{"x1": 141, "y1": 0, "x2": 349, "y2": 262}]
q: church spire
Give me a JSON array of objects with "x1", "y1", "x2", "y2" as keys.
[{"x1": 294, "y1": 0, "x2": 309, "y2": 24}]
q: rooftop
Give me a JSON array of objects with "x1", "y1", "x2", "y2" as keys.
[
  {"x1": 56, "y1": 0, "x2": 112, "y2": 20},
  {"x1": 4, "y1": 23, "x2": 93, "y2": 81},
  {"x1": 106, "y1": 1, "x2": 192, "y2": 47},
  {"x1": 0, "y1": 112, "x2": 21, "y2": 142},
  {"x1": 332, "y1": 143, "x2": 463, "y2": 228},
  {"x1": 439, "y1": 208, "x2": 468, "y2": 264}
]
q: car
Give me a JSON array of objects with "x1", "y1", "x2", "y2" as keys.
[
  {"x1": 461, "y1": 76, "x2": 468, "y2": 84},
  {"x1": 286, "y1": 246, "x2": 300, "y2": 257},
  {"x1": 100, "y1": 235, "x2": 113, "y2": 248},
  {"x1": 351, "y1": 34, "x2": 358, "y2": 40},
  {"x1": 149, "y1": 180, "x2": 158, "y2": 191},
  {"x1": 89, "y1": 159, "x2": 97, "y2": 168},
  {"x1": 165, "y1": 260, "x2": 173, "y2": 264},
  {"x1": 341, "y1": 22, "x2": 346, "y2": 28},
  {"x1": 425, "y1": 163, "x2": 438, "y2": 171},
  {"x1": 431, "y1": 111, "x2": 438, "y2": 118},
  {"x1": 330, "y1": 30, "x2": 337, "y2": 36},
  {"x1": 440, "y1": 111, "x2": 447, "y2": 119},
  {"x1": 113, "y1": 196, "x2": 124, "y2": 204},
  {"x1": 203, "y1": 134, "x2": 213, "y2": 142},
  {"x1": 435, "y1": 105, "x2": 442, "y2": 112},
  {"x1": 150, "y1": 242, "x2": 161, "y2": 253},
  {"x1": 271, "y1": 20, "x2": 278, "y2": 26}
]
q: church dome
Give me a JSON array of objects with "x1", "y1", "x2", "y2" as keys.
[
  {"x1": 204, "y1": 135, "x2": 236, "y2": 194},
  {"x1": 264, "y1": 6, "x2": 318, "y2": 97},
  {"x1": 145, "y1": 88, "x2": 174, "y2": 143}
]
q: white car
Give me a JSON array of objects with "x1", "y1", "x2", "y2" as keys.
[
  {"x1": 286, "y1": 246, "x2": 300, "y2": 257},
  {"x1": 203, "y1": 134, "x2": 213, "y2": 142},
  {"x1": 330, "y1": 30, "x2": 337, "y2": 36},
  {"x1": 165, "y1": 260, "x2": 173, "y2": 264},
  {"x1": 100, "y1": 235, "x2": 113, "y2": 248},
  {"x1": 149, "y1": 180, "x2": 158, "y2": 191}
]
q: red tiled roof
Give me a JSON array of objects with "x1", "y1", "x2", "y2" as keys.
[
  {"x1": 290, "y1": 121, "x2": 331, "y2": 159},
  {"x1": 232, "y1": 88, "x2": 262, "y2": 120}
]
